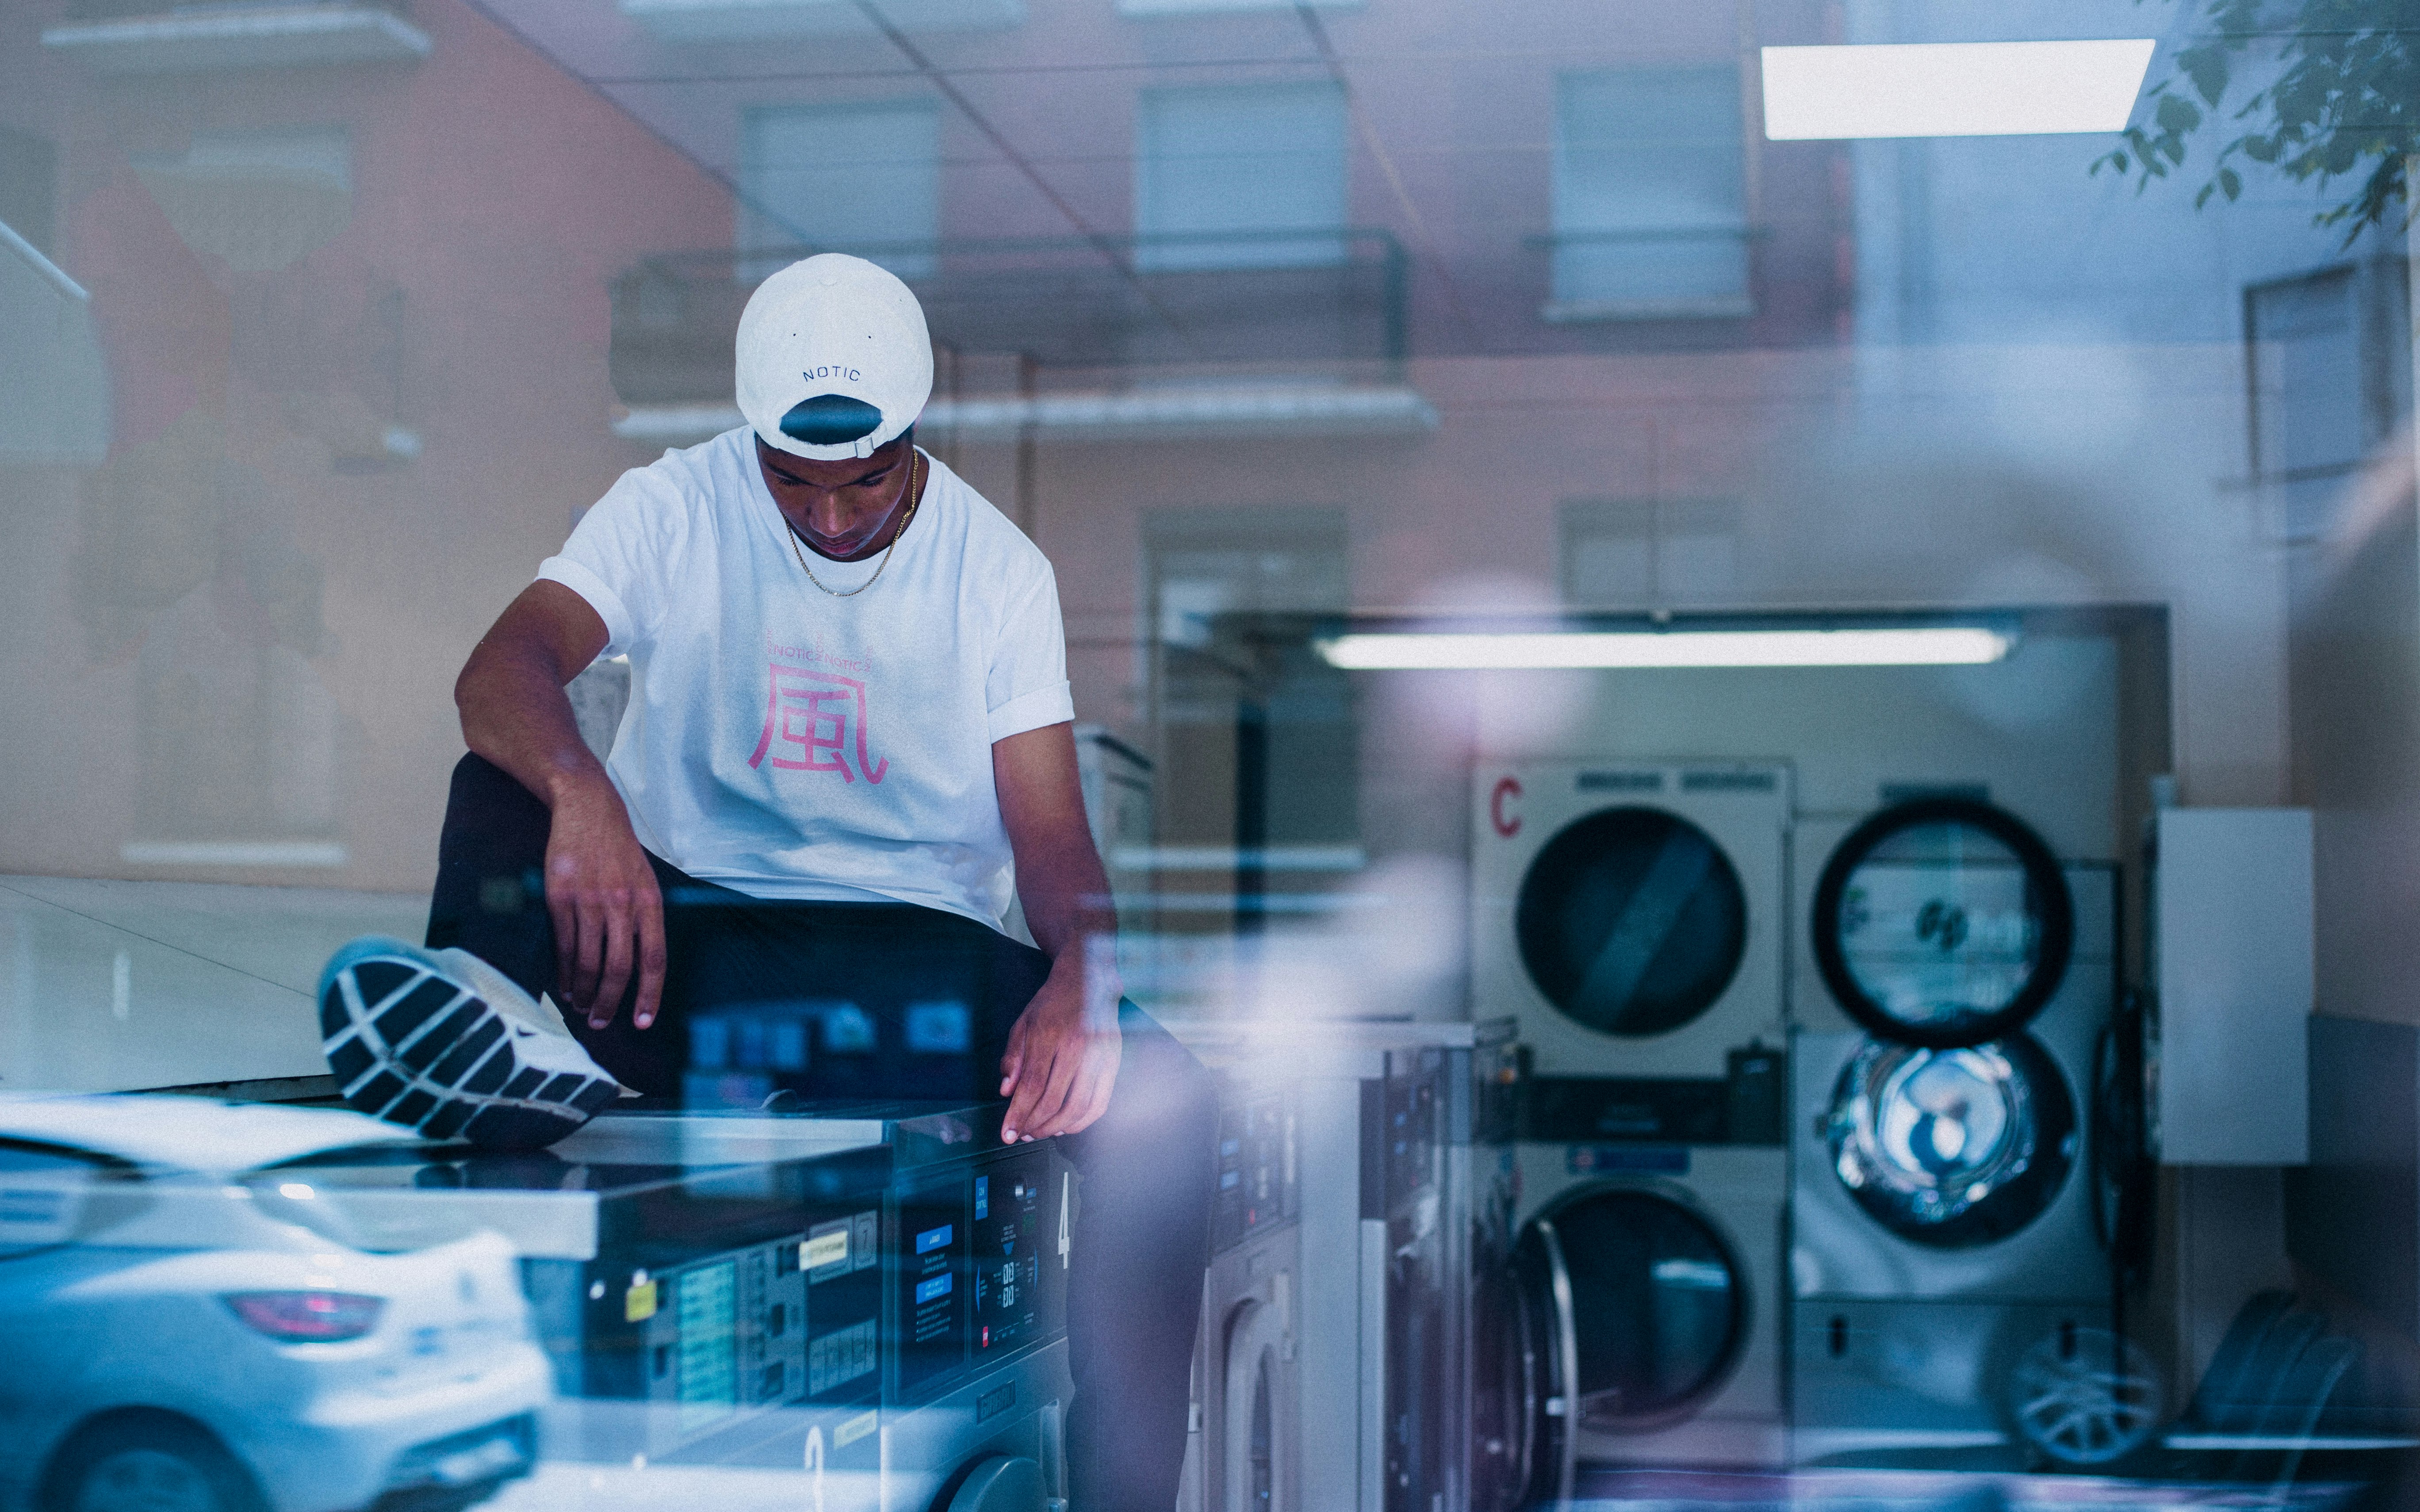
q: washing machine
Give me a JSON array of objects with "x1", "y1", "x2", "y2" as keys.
[
  {"x1": 1166, "y1": 1019, "x2": 1515, "y2": 1512},
  {"x1": 1180, "y1": 1062, "x2": 1303, "y2": 1512},
  {"x1": 874, "y1": 1104, "x2": 1077, "y2": 1512},
  {"x1": 1471, "y1": 760, "x2": 1789, "y2": 1080},
  {"x1": 287, "y1": 1103, "x2": 1076, "y2": 1512},
  {"x1": 1788, "y1": 798, "x2": 2148, "y2": 1467}
]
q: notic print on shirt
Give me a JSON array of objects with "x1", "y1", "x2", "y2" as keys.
[{"x1": 748, "y1": 661, "x2": 888, "y2": 784}]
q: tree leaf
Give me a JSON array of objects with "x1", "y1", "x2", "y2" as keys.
[
  {"x1": 2092, "y1": 4, "x2": 2414, "y2": 229},
  {"x1": 2181, "y1": 46, "x2": 2230, "y2": 106}
]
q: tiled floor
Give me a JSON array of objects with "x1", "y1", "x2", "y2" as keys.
[{"x1": 0, "y1": 873, "x2": 425, "y2": 1093}]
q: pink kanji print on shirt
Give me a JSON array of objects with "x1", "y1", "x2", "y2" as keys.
[{"x1": 748, "y1": 661, "x2": 888, "y2": 783}]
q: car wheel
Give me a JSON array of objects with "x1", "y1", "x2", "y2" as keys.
[
  {"x1": 42, "y1": 1415, "x2": 266, "y2": 1512},
  {"x1": 2003, "y1": 1326, "x2": 2163, "y2": 1469}
]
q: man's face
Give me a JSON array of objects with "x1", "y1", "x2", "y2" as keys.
[{"x1": 755, "y1": 432, "x2": 916, "y2": 561}]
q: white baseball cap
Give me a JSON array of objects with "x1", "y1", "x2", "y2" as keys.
[{"x1": 735, "y1": 253, "x2": 933, "y2": 461}]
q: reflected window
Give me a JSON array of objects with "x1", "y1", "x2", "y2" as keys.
[
  {"x1": 1144, "y1": 508, "x2": 1355, "y2": 935},
  {"x1": 133, "y1": 129, "x2": 354, "y2": 275},
  {"x1": 1548, "y1": 67, "x2": 1749, "y2": 321},
  {"x1": 0, "y1": 125, "x2": 57, "y2": 256},
  {"x1": 130, "y1": 606, "x2": 343, "y2": 867},
  {"x1": 2246, "y1": 260, "x2": 2410, "y2": 548},
  {"x1": 1135, "y1": 83, "x2": 1348, "y2": 271},
  {"x1": 740, "y1": 101, "x2": 940, "y2": 279},
  {"x1": 1559, "y1": 498, "x2": 1740, "y2": 607}
]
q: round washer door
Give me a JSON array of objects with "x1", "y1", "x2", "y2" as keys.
[
  {"x1": 945, "y1": 1457, "x2": 1045, "y2": 1512},
  {"x1": 1513, "y1": 1182, "x2": 1751, "y2": 1456},
  {"x1": 1811, "y1": 797, "x2": 2075, "y2": 1048},
  {"x1": 1223, "y1": 1297, "x2": 1290, "y2": 1512},
  {"x1": 1516, "y1": 807, "x2": 1749, "y2": 1038},
  {"x1": 1826, "y1": 1033, "x2": 2076, "y2": 1248}
]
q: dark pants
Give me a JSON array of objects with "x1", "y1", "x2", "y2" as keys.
[{"x1": 426, "y1": 754, "x2": 1214, "y2": 1512}]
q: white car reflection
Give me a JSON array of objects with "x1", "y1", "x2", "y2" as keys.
[{"x1": 0, "y1": 1095, "x2": 551, "y2": 1512}]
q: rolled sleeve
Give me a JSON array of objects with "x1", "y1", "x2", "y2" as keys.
[
  {"x1": 988, "y1": 681, "x2": 1076, "y2": 743},
  {"x1": 535, "y1": 557, "x2": 635, "y2": 657},
  {"x1": 984, "y1": 560, "x2": 1071, "y2": 744}
]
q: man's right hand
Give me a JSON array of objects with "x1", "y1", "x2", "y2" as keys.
[
  {"x1": 458, "y1": 580, "x2": 665, "y2": 1034},
  {"x1": 544, "y1": 777, "x2": 667, "y2": 1031}
]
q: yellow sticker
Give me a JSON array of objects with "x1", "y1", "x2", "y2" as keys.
[
  {"x1": 625, "y1": 1278, "x2": 658, "y2": 1322},
  {"x1": 835, "y1": 1409, "x2": 880, "y2": 1449},
  {"x1": 803, "y1": 1229, "x2": 850, "y2": 1271}
]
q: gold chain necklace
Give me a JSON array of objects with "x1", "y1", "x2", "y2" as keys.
[{"x1": 785, "y1": 448, "x2": 923, "y2": 598}]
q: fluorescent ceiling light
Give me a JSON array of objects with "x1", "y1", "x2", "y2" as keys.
[
  {"x1": 1315, "y1": 628, "x2": 2013, "y2": 670},
  {"x1": 1761, "y1": 40, "x2": 2156, "y2": 139}
]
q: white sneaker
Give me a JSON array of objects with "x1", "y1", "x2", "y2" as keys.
[{"x1": 318, "y1": 936, "x2": 624, "y2": 1149}]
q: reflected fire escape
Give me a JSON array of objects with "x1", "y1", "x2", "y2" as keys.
[{"x1": 608, "y1": 229, "x2": 1432, "y2": 461}]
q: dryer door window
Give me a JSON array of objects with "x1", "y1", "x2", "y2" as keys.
[
  {"x1": 1515, "y1": 806, "x2": 1748, "y2": 1038},
  {"x1": 1515, "y1": 1184, "x2": 1750, "y2": 1439},
  {"x1": 1826, "y1": 1033, "x2": 2076, "y2": 1249},
  {"x1": 1812, "y1": 797, "x2": 2074, "y2": 1048}
]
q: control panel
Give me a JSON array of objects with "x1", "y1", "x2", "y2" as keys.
[
  {"x1": 891, "y1": 1140, "x2": 1071, "y2": 1405},
  {"x1": 1212, "y1": 1081, "x2": 1299, "y2": 1254}
]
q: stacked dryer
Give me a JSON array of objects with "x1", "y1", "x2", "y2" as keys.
[
  {"x1": 1470, "y1": 760, "x2": 1793, "y2": 1485},
  {"x1": 1788, "y1": 798, "x2": 2154, "y2": 1469}
]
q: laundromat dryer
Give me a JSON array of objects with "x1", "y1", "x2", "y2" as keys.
[
  {"x1": 1471, "y1": 759, "x2": 1793, "y2": 1490},
  {"x1": 1788, "y1": 798, "x2": 2157, "y2": 1470},
  {"x1": 1472, "y1": 760, "x2": 1789, "y2": 1080},
  {"x1": 282, "y1": 1103, "x2": 1078, "y2": 1512}
]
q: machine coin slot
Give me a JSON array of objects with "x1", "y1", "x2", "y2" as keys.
[
  {"x1": 1828, "y1": 1315, "x2": 1848, "y2": 1358},
  {"x1": 1577, "y1": 771, "x2": 1662, "y2": 792}
]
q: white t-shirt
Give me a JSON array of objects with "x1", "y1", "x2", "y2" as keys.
[{"x1": 536, "y1": 427, "x2": 1074, "y2": 926}]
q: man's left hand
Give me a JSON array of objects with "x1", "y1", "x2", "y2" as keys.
[{"x1": 1000, "y1": 949, "x2": 1121, "y2": 1142}]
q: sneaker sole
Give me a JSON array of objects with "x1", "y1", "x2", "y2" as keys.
[{"x1": 319, "y1": 938, "x2": 619, "y2": 1150}]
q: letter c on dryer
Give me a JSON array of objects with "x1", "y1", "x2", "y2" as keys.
[{"x1": 1490, "y1": 776, "x2": 1524, "y2": 838}]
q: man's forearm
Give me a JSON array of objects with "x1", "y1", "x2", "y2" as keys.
[
  {"x1": 456, "y1": 646, "x2": 613, "y2": 812},
  {"x1": 1018, "y1": 836, "x2": 1117, "y2": 967}
]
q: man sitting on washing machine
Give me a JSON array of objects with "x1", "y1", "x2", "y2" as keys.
[{"x1": 323, "y1": 254, "x2": 1217, "y2": 1512}]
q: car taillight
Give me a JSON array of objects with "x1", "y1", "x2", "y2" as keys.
[{"x1": 223, "y1": 1291, "x2": 385, "y2": 1342}]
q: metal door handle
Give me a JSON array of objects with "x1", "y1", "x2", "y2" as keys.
[{"x1": 1535, "y1": 1217, "x2": 1580, "y2": 1512}]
